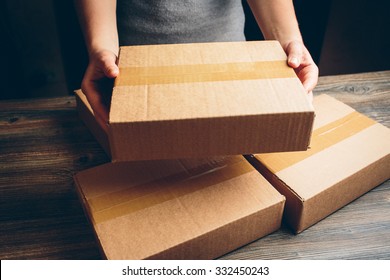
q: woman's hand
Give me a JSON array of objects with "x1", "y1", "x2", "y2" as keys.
[
  {"x1": 81, "y1": 50, "x2": 119, "y2": 132},
  {"x1": 283, "y1": 40, "x2": 319, "y2": 93},
  {"x1": 247, "y1": 0, "x2": 319, "y2": 98}
]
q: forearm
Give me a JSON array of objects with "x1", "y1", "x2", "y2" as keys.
[
  {"x1": 247, "y1": 0, "x2": 302, "y2": 47},
  {"x1": 75, "y1": 0, "x2": 119, "y2": 56}
]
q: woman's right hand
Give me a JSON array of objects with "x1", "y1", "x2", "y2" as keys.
[{"x1": 81, "y1": 49, "x2": 119, "y2": 132}]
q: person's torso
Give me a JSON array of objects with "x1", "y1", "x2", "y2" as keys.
[{"x1": 117, "y1": 0, "x2": 246, "y2": 45}]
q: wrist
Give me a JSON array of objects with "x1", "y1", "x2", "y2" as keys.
[
  {"x1": 265, "y1": 30, "x2": 302, "y2": 51},
  {"x1": 88, "y1": 44, "x2": 119, "y2": 59},
  {"x1": 278, "y1": 38, "x2": 303, "y2": 52},
  {"x1": 87, "y1": 33, "x2": 119, "y2": 59},
  {"x1": 88, "y1": 47, "x2": 118, "y2": 63}
]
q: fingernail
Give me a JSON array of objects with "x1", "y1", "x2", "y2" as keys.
[
  {"x1": 108, "y1": 67, "x2": 119, "y2": 77},
  {"x1": 289, "y1": 57, "x2": 299, "y2": 66}
]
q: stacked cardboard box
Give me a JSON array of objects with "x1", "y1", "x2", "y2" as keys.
[
  {"x1": 247, "y1": 94, "x2": 390, "y2": 233},
  {"x1": 74, "y1": 156, "x2": 285, "y2": 259}
]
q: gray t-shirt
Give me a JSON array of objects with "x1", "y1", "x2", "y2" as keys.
[{"x1": 117, "y1": 0, "x2": 246, "y2": 46}]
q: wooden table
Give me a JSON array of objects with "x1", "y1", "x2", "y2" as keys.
[{"x1": 1, "y1": 71, "x2": 389, "y2": 260}]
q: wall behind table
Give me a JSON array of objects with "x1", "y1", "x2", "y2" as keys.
[
  {"x1": 319, "y1": 0, "x2": 390, "y2": 75},
  {"x1": 0, "y1": 0, "x2": 69, "y2": 99}
]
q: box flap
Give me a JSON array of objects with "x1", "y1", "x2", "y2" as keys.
[{"x1": 74, "y1": 156, "x2": 285, "y2": 259}]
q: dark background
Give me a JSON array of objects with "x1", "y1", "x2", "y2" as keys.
[{"x1": 1, "y1": 0, "x2": 389, "y2": 100}]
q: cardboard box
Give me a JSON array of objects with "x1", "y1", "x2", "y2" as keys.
[
  {"x1": 74, "y1": 156, "x2": 285, "y2": 259},
  {"x1": 76, "y1": 91, "x2": 111, "y2": 156},
  {"x1": 246, "y1": 94, "x2": 390, "y2": 233},
  {"x1": 77, "y1": 40, "x2": 314, "y2": 161},
  {"x1": 74, "y1": 91, "x2": 285, "y2": 259}
]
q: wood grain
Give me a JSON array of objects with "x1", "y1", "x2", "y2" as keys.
[
  {"x1": 0, "y1": 98, "x2": 108, "y2": 259},
  {"x1": 0, "y1": 71, "x2": 389, "y2": 259}
]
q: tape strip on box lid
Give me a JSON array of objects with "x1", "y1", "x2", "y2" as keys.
[
  {"x1": 255, "y1": 111, "x2": 377, "y2": 173},
  {"x1": 115, "y1": 61, "x2": 296, "y2": 86},
  {"x1": 84, "y1": 158, "x2": 253, "y2": 224}
]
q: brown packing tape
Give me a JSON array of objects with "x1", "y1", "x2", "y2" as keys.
[
  {"x1": 115, "y1": 61, "x2": 295, "y2": 86},
  {"x1": 88, "y1": 159, "x2": 253, "y2": 224},
  {"x1": 256, "y1": 111, "x2": 377, "y2": 173}
]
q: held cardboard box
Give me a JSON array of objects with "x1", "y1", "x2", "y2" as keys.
[
  {"x1": 77, "y1": 40, "x2": 314, "y2": 161},
  {"x1": 246, "y1": 94, "x2": 390, "y2": 233},
  {"x1": 74, "y1": 156, "x2": 285, "y2": 259}
]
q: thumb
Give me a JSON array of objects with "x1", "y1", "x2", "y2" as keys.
[
  {"x1": 285, "y1": 41, "x2": 303, "y2": 68},
  {"x1": 100, "y1": 52, "x2": 119, "y2": 78}
]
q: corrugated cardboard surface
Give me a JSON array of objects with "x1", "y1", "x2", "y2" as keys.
[
  {"x1": 108, "y1": 41, "x2": 314, "y2": 161},
  {"x1": 74, "y1": 156, "x2": 285, "y2": 259},
  {"x1": 75, "y1": 90, "x2": 111, "y2": 156},
  {"x1": 247, "y1": 94, "x2": 390, "y2": 233}
]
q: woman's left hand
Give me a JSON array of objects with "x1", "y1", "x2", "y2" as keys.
[{"x1": 283, "y1": 40, "x2": 319, "y2": 93}]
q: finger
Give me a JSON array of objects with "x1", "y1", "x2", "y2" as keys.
[
  {"x1": 298, "y1": 64, "x2": 319, "y2": 93},
  {"x1": 100, "y1": 52, "x2": 119, "y2": 78},
  {"x1": 286, "y1": 41, "x2": 303, "y2": 68}
]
